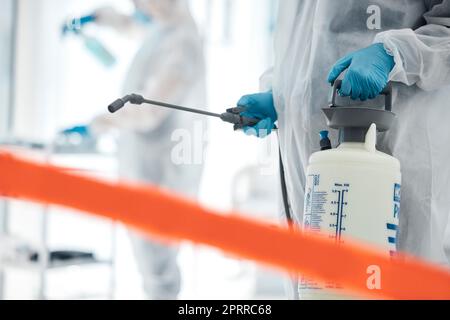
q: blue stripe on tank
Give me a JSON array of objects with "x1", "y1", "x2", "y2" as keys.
[{"x1": 386, "y1": 223, "x2": 397, "y2": 231}]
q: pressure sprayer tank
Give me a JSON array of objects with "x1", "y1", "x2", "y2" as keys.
[{"x1": 299, "y1": 80, "x2": 401, "y2": 300}]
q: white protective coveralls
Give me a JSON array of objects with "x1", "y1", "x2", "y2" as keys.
[
  {"x1": 92, "y1": 0, "x2": 207, "y2": 299},
  {"x1": 264, "y1": 0, "x2": 450, "y2": 298}
]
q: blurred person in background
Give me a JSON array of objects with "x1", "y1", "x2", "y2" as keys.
[{"x1": 63, "y1": 0, "x2": 207, "y2": 299}]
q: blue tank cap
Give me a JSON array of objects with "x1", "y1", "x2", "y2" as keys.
[{"x1": 319, "y1": 130, "x2": 329, "y2": 140}]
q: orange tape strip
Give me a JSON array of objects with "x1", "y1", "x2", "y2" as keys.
[{"x1": 0, "y1": 151, "x2": 449, "y2": 299}]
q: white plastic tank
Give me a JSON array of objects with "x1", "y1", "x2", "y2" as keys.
[{"x1": 299, "y1": 124, "x2": 401, "y2": 300}]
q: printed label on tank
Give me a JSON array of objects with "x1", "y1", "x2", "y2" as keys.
[
  {"x1": 303, "y1": 175, "x2": 350, "y2": 240},
  {"x1": 387, "y1": 183, "x2": 401, "y2": 256},
  {"x1": 303, "y1": 175, "x2": 327, "y2": 233},
  {"x1": 393, "y1": 183, "x2": 401, "y2": 219},
  {"x1": 300, "y1": 175, "x2": 349, "y2": 293}
]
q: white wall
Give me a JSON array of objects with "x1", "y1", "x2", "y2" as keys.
[
  {"x1": 0, "y1": 0, "x2": 15, "y2": 137},
  {"x1": 196, "y1": 0, "x2": 278, "y2": 210},
  {"x1": 13, "y1": 0, "x2": 135, "y2": 142},
  {"x1": 13, "y1": 0, "x2": 66, "y2": 141}
]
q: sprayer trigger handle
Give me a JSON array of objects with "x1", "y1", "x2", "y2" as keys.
[{"x1": 330, "y1": 80, "x2": 393, "y2": 112}]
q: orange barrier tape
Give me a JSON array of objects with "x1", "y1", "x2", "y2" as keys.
[{"x1": 0, "y1": 150, "x2": 449, "y2": 299}]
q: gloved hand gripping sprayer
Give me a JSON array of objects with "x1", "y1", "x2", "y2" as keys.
[{"x1": 299, "y1": 80, "x2": 401, "y2": 299}]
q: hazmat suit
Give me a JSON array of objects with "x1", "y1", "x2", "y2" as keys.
[
  {"x1": 239, "y1": 0, "x2": 450, "y2": 299},
  {"x1": 89, "y1": 0, "x2": 207, "y2": 299}
]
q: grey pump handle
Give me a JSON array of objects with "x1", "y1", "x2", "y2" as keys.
[{"x1": 331, "y1": 80, "x2": 393, "y2": 111}]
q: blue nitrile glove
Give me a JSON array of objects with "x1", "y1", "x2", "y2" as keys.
[
  {"x1": 327, "y1": 43, "x2": 395, "y2": 101},
  {"x1": 62, "y1": 14, "x2": 97, "y2": 35},
  {"x1": 61, "y1": 125, "x2": 91, "y2": 137},
  {"x1": 236, "y1": 91, "x2": 277, "y2": 138}
]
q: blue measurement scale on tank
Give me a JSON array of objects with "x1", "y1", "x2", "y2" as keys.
[{"x1": 330, "y1": 183, "x2": 349, "y2": 242}]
